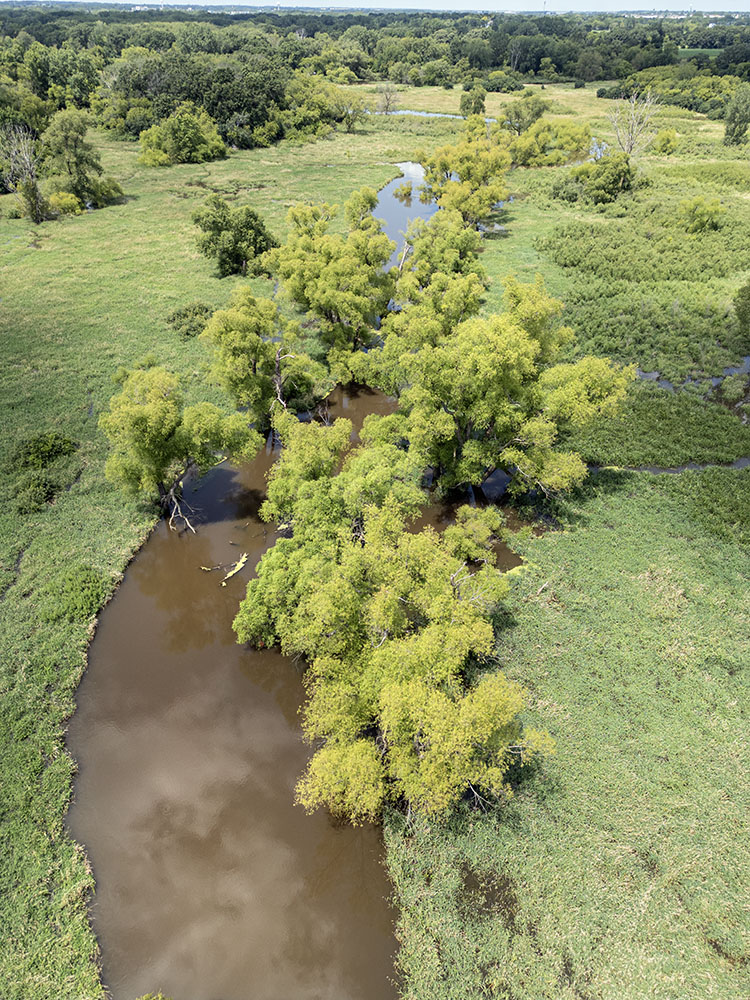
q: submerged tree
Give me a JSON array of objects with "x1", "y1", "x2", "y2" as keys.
[
  {"x1": 99, "y1": 366, "x2": 261, "y2": 530},
  {"x1": 200, "y1": 287, "x2": 330, "y2": 423},
  {"x1": 234, "y1": 413, "x2": 554, "y2": 822},
  {"x1": 269, "y1": 187, "x2": 396, "y2": 369}
]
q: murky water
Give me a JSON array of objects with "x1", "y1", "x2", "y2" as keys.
[{"x1": 66, "y1": 431, "x2": 399, "y2": 1000}]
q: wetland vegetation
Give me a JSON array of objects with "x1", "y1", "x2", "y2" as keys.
[{"x1": 1, "y1": 6, "x2": 749, "y2": 1000}]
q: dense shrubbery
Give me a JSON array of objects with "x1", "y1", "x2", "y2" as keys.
[
  {"x1": 166, "y1": 301, "x2": 212, "y2": 339},
  {"x1": 138, "y1": 101, "x2": 226, "y2": 165},
  {"x1": 12, "y1": 431, "x2": 77, "y2": 469},
  {"x1": 46, "y1": 564, "x2": 109, "y2": 622},
  {"x1": 597, "y1": 66, "x2": 741, "y2": 118},
  {"x1": 558, "y1": 279, "x2": 746, "y2": 381},
  {"x1": 552, "y1": 152, "x2": 635, "y2": 204}
]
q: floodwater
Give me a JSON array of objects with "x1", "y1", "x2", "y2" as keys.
[
  {"x1": 66, "y1": 428, "x2": 399, "y2": 1000},
  {"x1": 374, "y1": 161, "x2": 439, "y2": 270}
]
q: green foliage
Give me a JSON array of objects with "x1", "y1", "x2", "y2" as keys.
[
  {"x1": 553, "y1": 152, "x2": 634, "y2": 205},
  {"x1": 192, "y1": 194, "x2": 278, "y2": 277},
  {"x1": 269, "y1": 187, "x2": 395, "y2": 364},
  {"x1": 418, "y1": 120, "x2": 510, "y2": 224},
  {"x1": 166, "y1": 301, "x2": 212, "y2": 339},
  {"x1": 138, "y1": 102, "x2": 226, "y2": 166},
  {"x1": 459, "y1": 86, "x2": 486, "y2": 118},
  {"x1": 653, "y1": 128, "x2": 678, "y2": 154},
  {"x1": 500, "y1": 92, "x2": 550, "y2": 135},
  {"x1": 41, "y1": 109, "x2": 110, "y2": 205},
  {"x1": 12, "y1": 432, "x2": 77, "y2": 470},
  {"x1": 48, "y1": 190, "x2": 81, "y2": 215},
  {"x1": 48, "y1": 564, "x2": 108, "y2": 622},
  {"x1": 14, "y1": 470, "x2": 60, "y2": 514},
  {"x1": 723, "y1": 84, "x2": 750, "y2": 146},
  {"x1": 99, "y1": 366, "x2": 261, "y2": 499},
  {"x1": 564, "y1": 382, "x2": 750, "y2": 468},
  {"x1": 370, "y1": 275, "x2": 633, "y2": 492},
  {"x1": 200, "y1": 286, "x2": 329, "y2": 423},
  {"x1": 679, "y1": 194, "x2": 725, "y2": 234},
  {"x1": 734, "y1": 279, "x2": 750, "y2": 333},
  {"x1": 721, "y1": 373, "x2": 748, "y2": 405},
  {"x1": 387, "y1": 467, "x2": 749, "y2": 1000},
  {"x1": 235, "y1": 411, "x2": 550, "y2": 822},
  {"x1": 509, "y1": 118, "x2": 590, "y2": 167}
]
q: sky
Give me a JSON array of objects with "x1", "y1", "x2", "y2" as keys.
[{"x1": 58, "y1": 0, "x2": 750, "y2": 12}]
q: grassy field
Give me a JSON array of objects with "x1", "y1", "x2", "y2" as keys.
[
  {"x1": 1, "y1": 86, "x2": 749, "y2": 999},
  {"x1": 387, "y1": 466, "x2": 750, "y2": 1000}
]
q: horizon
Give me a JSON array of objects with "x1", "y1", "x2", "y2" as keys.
[{"x1": 8, "y1": 0, "x2": 750, "y2": 16}]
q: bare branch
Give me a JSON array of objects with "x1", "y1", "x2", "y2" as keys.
[{"x1": 607, "y1": 89, "x2": 660, "y2": 157}]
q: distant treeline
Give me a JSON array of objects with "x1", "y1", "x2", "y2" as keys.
[{"x1": 2, "y1": 7, "x2": 750, "y2": 148}]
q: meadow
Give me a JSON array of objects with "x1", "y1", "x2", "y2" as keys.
[{"x1": 1, "y1": 83, "x2": 748, "y2": 999}]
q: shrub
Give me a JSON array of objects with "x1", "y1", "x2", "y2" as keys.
[
  {"x1": 14, "y1": 471, "x2": 60, "y2": 514},
  {"x1": 653, "y1": 128, "x2": 678, "y2": 154},
  {"x1": 721, "y1": 373, "x2": 747, "y2": 404},
  {"x1": 679, "y1": 195, "x2": 725, "y2": 234},
  {"x1": 166, "y1": 301, "x2": 213, "y2": 339},
  {"x1": 138, "y1": 102, "x2": 226, "y2": 166},
  {"x1": 553, "y1": 152, "x2": 634, "y2": 205},
  {"x1": 13, "y1": 432, "x2": 77, "y2": 470},
  {"x1": 734, "y1": 279, "x2": 750, "y2": 332},
  {"x1": 574, "y1": 79, "x2": 585, "y2": 89},
  {"x1": 48, "y1": 191, "x2": 82, "y2": 216}
]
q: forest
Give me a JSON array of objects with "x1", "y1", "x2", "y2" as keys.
[{"x1": 1, "y1": 5, "x2": 749, "y2": 1000}]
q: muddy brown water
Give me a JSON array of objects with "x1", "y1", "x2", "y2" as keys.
[{"x1": 65, "y1": 386, "x2": 521, "y2": 1000}]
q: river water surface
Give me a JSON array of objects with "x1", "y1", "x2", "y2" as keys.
[{"x1": 66, "y1": 391, "x2": 402, "y2": 1000}]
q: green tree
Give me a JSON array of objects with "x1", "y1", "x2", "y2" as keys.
[
  {"x1": 192, "y1": 194, "x2": 278, "y2": 277},
  {"x1": 42, "y1": 109, "x2": 120, "y2": 206},
  {"x1": 734, "y1": 279, "x2": 750, "y2": 333},
  {"x1": 269, "y1": 188, "x2": 396, "y2": 368},
  {"x1": 418, "y1": 120, "x2": 510, "y2": 224},
  {"x1": 369, "y1": 275, "x2": 633, "y2": 491},
  {"x1": 99, "y1": 366, "x2": 261, "y2": 530},
  {"x1": 554, "y1": 152, "x2": 634, "y2": 205},
  {"x1": 234, "y1": 413, "x2": 553, "y2": 822},
  {"x1": 200, "y1": 287, "x2": 330, "y2": 423},
  {"x1": 459, "y1": 86, "x2": 486, "y2": 118},
  {"x1": 139, "y1": 101, "x2": 226, "y2": 166},
  {"x1": 723, "y1": 84, "x2": 750, "y2": 146},
  {"x1": 500, "y1": 92, "x2": 550, "y2": 135},
  {"x1": 509, "y1": 119, "x2": 590, "y2": 167}
]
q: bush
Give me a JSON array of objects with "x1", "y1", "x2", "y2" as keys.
[
  {"x1": 138, "y1": 102, "x2": 226, "y2": 166},
  {"x1": 14, "y1": 471, "x2": 60, "y2": 514},
  {"x1": 653, "y1": 128, "x2": 678, "y2": 154},
  {"x1": 166, "y1": 301, "x2": 213, "y2": 339},
  {"x1": 722, "y1": 373, "x2": 747, "y2": 405},
  {"x1": 574, "y1": 79, "x2": 585, "y2": 89},
  {"x1": 679, "y1": 195, "x2": 725, "y2": 234},
  {"x1": 553, "y1": 152, "x2": 634, "y2": 205},
  {"x1": 13, "y1": 432, "x2": 77, "y2": 470},
  {"x1": 48, "y1": 191, "x2": 82, "y2": 216},
  {"x1": 734, "y1": 279, "x2": 750, "y2": 332}
]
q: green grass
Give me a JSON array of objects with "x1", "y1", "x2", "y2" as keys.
[
  {"x1": 564, "y1": 381, "x2": 750, "y2": 468},
  {"x1": 386, "y1": 467, "x2": 750, "y2": 1000}
]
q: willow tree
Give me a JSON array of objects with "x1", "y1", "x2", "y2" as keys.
[
  {"x1": 234, "y1": 412, "x2": 553, "y2": 822},
  {"x1": 200, "y1": 287, "x2": 330, "y2": 425},
  {"x1": 269, "y1": 187, "x2": 396, "y2": 372},
  {"x1": 99, "y1": 366, "x2": 260, "y2": 530},
  {"x1": 368, "y1": 275, "x2": 634, "y2": 492}
]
